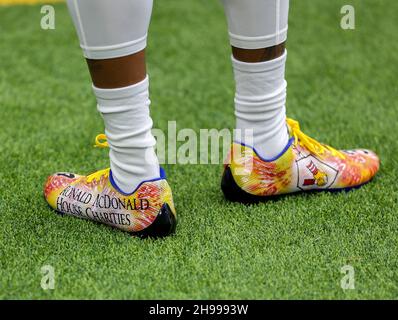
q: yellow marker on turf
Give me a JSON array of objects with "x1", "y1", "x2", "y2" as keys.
[{"x1": 0, "y1": 0, "x2": 63, "y2": 6}]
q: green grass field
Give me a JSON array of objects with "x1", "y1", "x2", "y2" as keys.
[{"x1": 1, "y1": 0, "x2": 398, "y2": 299}]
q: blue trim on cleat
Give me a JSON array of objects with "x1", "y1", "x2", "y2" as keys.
[
  {"x1": 233, "y1": 137, "x2": 294, "y2": 162},
  {"x1": 109, "y1": 166, "x2": 167, "y2": 196}
]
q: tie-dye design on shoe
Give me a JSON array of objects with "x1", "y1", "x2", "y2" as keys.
[
  {"x1": 222, "y1": 118, "x2": 380, "y2": 202},
  {"x1": 44, "y1": 167, "x2": 176, "y2": 237}
]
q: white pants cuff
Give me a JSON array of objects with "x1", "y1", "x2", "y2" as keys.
[
  {"x1": 67, "y1": 0, "x2": 153, "y2": 60},
  {"x1": 228, "y1": 27, "x2": 288, "y2": 49},
  {"x1": 80, "y1": 36, "x2": 148, "y2": 60},
  {"x1": 222, "y1": 0, "x2": 290, "y2": 49}
]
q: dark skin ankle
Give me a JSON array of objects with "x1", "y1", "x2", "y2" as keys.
[
  {"x1": 86, "y1": 49, "x2": 146, "y2": 89},
  {"x1": 232, "y1": 42, "x2": 286, "y2": 63}
]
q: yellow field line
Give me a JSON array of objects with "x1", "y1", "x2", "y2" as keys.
[{"x1": 0, "y1": 0, "x2": 63, "y2": 6}]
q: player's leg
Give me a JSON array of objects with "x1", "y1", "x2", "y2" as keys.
[
  {"x1": 220, "y1": 0, "x2": 379, "y2": 202},
  {"x1": 68, "y1": 0, "x2": 157, "y2": 193},
  {"x1": 43, "y1": 0, "x2": 176, "y2": 237},
  {"x1": 221, "y1": 0, "x2": 289, "y2": 159}
]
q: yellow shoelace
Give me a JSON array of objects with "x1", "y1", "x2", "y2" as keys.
[
  {"x1": 94, "y1": 133, "x2": 109, "y2": 148},
  {"x1": 287, "y1": 118, "x2": 345, "y2": 159},
  {"x1": 86, "y1": 134, "x2": 110, "y2": 183}
]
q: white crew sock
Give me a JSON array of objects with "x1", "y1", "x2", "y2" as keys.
[
  {"x1": 93, "y1": 76, "x2": 159, "y2": 194},
  {"x1": 232, "y1": 50, "x2": 289, "y2": 159}
]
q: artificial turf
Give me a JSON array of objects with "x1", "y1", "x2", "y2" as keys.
[{"x1": 0, "y1": 0, "x2": 397, "y2": 299}]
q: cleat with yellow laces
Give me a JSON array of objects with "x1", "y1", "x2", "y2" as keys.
[
  {"x1": 221, "y1": 118, "x2": 380, "y2": 203},
  {"x1": 44, "y1": 135, "x2": 176, "y2": 238}
]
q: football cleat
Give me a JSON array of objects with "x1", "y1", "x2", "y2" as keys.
[
  {"x1": 44, "y1": 135, "x2": 176, "y2": 238},
  {"x1": 222, "y1": 118, "x2": 380, "y2": 203}
]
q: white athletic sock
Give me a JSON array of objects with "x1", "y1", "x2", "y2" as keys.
[
  {"x1": 93, "y1": 76, "x2": 159, "y2": 194},
  {"x1": 232, "y1": 50, "x2": 289, "y2": 159}
]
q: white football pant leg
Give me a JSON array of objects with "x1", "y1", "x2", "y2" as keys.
[
  {"x1": 221, "y1": 0, "x2": 289, "y2": 49},
  {"x1": 66, "y1": 0, "x2": 153, "y2": 59}
]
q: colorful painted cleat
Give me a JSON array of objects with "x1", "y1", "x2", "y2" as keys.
[
  {"x1": 221, "y1": 118, "x2": 380, "y2": 203},
  {"x1": 44, "y1": 168, "x2": 176, "y2": 237},
  {"x1": 44, "y1": 136, "x2": 177, "y2": 238}
]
